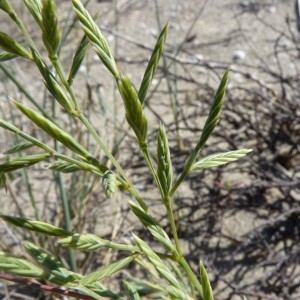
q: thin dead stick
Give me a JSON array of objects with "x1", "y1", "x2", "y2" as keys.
[{"x1": 0, "y1": 273, "x2": 93, "y2": 300}]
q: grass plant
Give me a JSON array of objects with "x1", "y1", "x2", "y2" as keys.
[{"x1": 0, "y1": 0, "x2": 252, "y2": 299}]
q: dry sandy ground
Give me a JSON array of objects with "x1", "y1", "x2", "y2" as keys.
[{"x1": 0, "y1": 0, "x2": 299, "y2": 299}]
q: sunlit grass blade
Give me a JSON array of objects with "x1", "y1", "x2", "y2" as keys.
[
  {"x1": 0, "y1": 31, "x2": 32, "y2": 59},
  {"x1": 13, "y1": 100, "x2": 90, "y2": 157},
  {"x1": 80, "y1": 254, "x2": 138, "y2": 285},
  {"x1": 1, "y1": 215, "x2": 72, "y2": 237},
  {"x1": 59, "y1": 233, "x2": 138, "y2": 252},
  {"x1": 200, "y1": 261, "x2": 214, "y2": 300},
  {"x1": 0, "y1": 252, "x2": 44, "y2": 278},
  {"x1": 117, "y1": 76, "x2": 148, "y2": 146},
  {"x1": 72, "y1": 0, "x2": 119, "y2": 78},
  {"x1": 23, "y1": 241, "x2": 80, "y2": 285},
  {"x1": 0, "y1": 153, "x2": 51, "y2": 173},
  {"x1": 138, "y1": 23, "x2": 168, "y2": 104},
  {"x1": 4, "y1": 141, "x2": 34, "y2": 154},
  {"x1": 157, "y1": 124, "x2": 173, "y2": 196},
  {"x1": 191, "y1": 149, "x2": 252, "y2": 172}
]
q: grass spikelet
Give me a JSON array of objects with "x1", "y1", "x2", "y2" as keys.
[
  {"x1": 117, "y1": 76, "x2": 148, "y2": 146},
  {"x1": 0, "y1": 31, "x2": 32, "y2": 59},
  {"x1": 13, "y1": 100, "x2": 90, "y2": 157},
  {"x1": 0, "y1": 0, "x2": 13, "y2": 14},
  {"x1": 72, "y1": 0, "x2": 119, "y2": 78},
  {"x1": 129, "y1": 201, "x2": 174, "y2": 254},
  {"x1": 68, "y1": 34, "x2": 90, "y2": 85},
  {"x1": 23, "y1": 241, "x2": 80, "y2": 284},
  {"x1": 31, "y1": 49, "x2": 75, "y2": 113},
  {"x1": 133, "y1": 234, "x2": 183, "y2": 291},
  {"x1": 195, "y1": 69, "x2": 229, "y2": 153},
  {"x1": 79, "y1": 255, "x2": 138, "y2": 285},
  {"x1": 102, "y1": 170, "x2": 117, "y2": 199},
  {"x1": 0, "y1": 153, "x2": 51, "y2": 173},
  {"x1": 4, "y1": 141, "x2": 34, "y2": 154},
  {"x1": 138, "y1": 23, "x2": 168, "y2": 104},
  {"x1": 59, "y1": 233, "x2": 139, "y2": 252},
  {"x1": 157, "y1": 123, "x2": 173, "y2": 196},
  {"x1": 41, "y1": 0, "x2": 60, "y2": 57},
  {"x1": 1, "y1": 215, "x2": 72, "y2": 236},
  {"x1": 24, "y1": 0, "x2": 43, "y2": 27},
  {"x1": 0, "y1": 252, "x2": 44, "y2": 278},
  {"x1": 200, "y1": 261, "x2": 214, "y2": 300},
  {"x1": 0, "y1": 118, "x2": 55, "y2": 153},
  {"x1": 0, "y1": 51, "x2": 17, "y2": 61},
  {"x1": 191, "y1": 149, "x2": 252, "y2": 171}
]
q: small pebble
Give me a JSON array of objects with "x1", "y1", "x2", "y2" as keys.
[{"x1": 232, "y1": 50, "x2": 246, "y2": 61}]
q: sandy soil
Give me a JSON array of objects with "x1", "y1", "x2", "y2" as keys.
[{"x1": 0, "y1": 0, "x2": 299, "y2": 299}]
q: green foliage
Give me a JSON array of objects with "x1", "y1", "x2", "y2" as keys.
[{"x1": 0, "y1": 1, "x2": 252, "y2": 299}]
